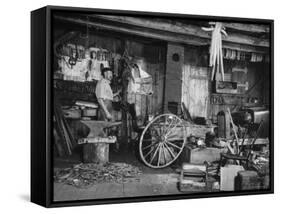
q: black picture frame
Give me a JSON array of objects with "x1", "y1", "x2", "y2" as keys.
[{"x1": 31, "y1": 5, "x2": 274, "y2": 208}]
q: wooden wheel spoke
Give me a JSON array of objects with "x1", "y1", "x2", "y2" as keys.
[
  {"x1": 142, "y1": 142, "x2": 156, "y2": 150},
  {"x1": 149, "y1": 144, "x2": 161, "y2": 164},
  {"x1": 165, "y1": 140, "x2": 182, "y2": 150},
  {"x1": 164, "y1": 118, "x2": 177, "y2": 135},
  {"x1": 165, "y1": 121, "x2": 179, "y2": 137},
  {"x1": 167, "y1": 117, "x2": 181, "y2": 135},
  {"x1": 162, "y1": 143, "x2": 166, "y2": 164},
  {"x1": 144, "y1": 146, "x2": 156, "y2": 159},
  {"x1": 163, "y1": 142, "x2": 176, "y2": 159},
  {"x1": 157, "y1": 144, "x2": 163, "y2": 166}
]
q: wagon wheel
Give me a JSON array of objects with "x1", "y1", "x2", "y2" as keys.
[{"x1": 139, "y1": 114, "x2": 187, "y2": 168}]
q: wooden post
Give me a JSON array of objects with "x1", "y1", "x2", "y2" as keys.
[{"x1": 217, "y1": 110, "x2": 231, "y2": 139}]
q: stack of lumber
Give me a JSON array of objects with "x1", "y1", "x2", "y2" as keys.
[{"x1": 54, "y1": 104, "x2": 76, "y2": 156}]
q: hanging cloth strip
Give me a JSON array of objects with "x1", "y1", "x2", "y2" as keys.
[{"x1": 202, "y1": 22, "x2": 227, "y2": 81}]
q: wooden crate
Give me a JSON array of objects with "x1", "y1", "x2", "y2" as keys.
[{"x1": 235, "y1": 170, "x2": 260, "y2": 191}]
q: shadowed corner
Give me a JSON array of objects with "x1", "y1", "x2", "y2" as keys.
[{"x1": 19, "y1": 194, "x2": 30, "y2": 202}]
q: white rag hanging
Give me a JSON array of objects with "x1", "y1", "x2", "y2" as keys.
[{"x1": 202, "y1": 22, "x2": 227, "y2": 81}]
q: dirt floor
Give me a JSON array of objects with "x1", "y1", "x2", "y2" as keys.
[{"x1": 53, "y1": 144, "x2": 195, "y2": 201}]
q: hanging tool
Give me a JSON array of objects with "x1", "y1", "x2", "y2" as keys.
[
  {"x1": 68, "y1": 44, "x2": 78, "y2": 68},
  {"x1": 53, "y1": 31, "x2": 78, "y2": 58}
]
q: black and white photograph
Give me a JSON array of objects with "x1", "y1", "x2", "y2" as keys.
[{"x1": 49, "y1": 8, "x2": 273, "y2": 203}]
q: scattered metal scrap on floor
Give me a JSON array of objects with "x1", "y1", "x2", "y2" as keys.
[{"x1": 54, "y1": 162, "x2": 142, "y2": 188}]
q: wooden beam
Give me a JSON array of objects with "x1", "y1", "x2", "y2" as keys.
[
  {"x1": 223, "y1": 23, "x2": 269, "y2": 33},
  {"x1": 54, "y1": 15, "x2": 207, "y2": 46},
  {"x1": 91, "y1": 15, "x2": 269, "y2": 47},
  {"x1": 222, "y1": 43, "x2": 268, "y2": 54},
  {"x1": 54, "y1": 15, "x2": 268, "y2": 53}
]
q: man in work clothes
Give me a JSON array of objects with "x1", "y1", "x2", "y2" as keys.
[{"x1": 95, "y1": 67, "x2": 121, "y2": 121}]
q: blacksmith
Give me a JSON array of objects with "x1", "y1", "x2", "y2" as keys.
[{"x1": 95, "y1": 67, "x2": 120, "y2": 121}]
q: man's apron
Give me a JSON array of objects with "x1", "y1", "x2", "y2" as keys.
[{"x1": 98, "y1": 99, "x2": 113, "y2": 121}]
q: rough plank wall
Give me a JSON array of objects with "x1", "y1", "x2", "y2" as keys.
[{"x1": 182, "y1": 65, "x2": 210, "y2": 118}]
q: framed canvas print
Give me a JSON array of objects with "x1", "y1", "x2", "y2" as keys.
[{"x1": 31, "y1": 5, "x2": 274, "y2": 207}]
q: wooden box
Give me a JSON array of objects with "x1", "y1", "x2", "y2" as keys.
[{"x1": 235, "y1": 171, "x2": 260, "y2": 191}]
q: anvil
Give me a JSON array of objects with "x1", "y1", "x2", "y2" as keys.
[{"x1": 80, "y1": 120, "x2": 122, "y2": 138}]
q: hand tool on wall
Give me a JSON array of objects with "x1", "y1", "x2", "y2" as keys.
[{"x1": 54, "y1": 31, "x2": 78, "y2": 58}]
